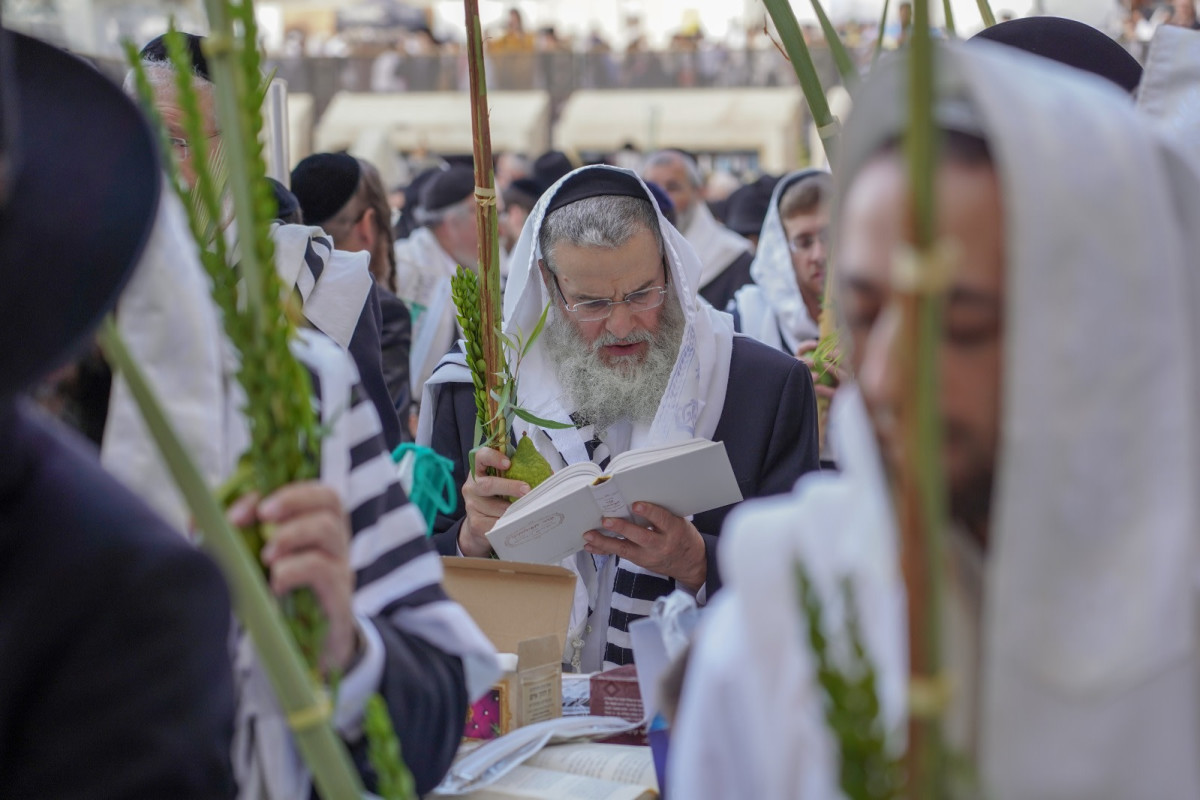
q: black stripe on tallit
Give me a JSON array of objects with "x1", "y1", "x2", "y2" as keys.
[
  {"x1": 350, "y1": 481, "x2": 409, "y2": 534},
  {"x1": 603, "y1": 643, "x2": 634, "y2": 667},
  {"x1": 348, "y1": 435, "x2": 379, "y2": 469},
  {"x1": 611, "y1": 569, "x2": 674, "y2": 600},
  {"x1": 303, "y1": 238, "x2": 326, "y2": 282},
  {"x1": 379, "y1": 582, "x2": 450, "y2": 617},
  {"x1": 607, "y1": 607, "x2": 650, "y2": 633},
  {"x1": 355, "y1": 535, "x2": 431, "y2": 588}
]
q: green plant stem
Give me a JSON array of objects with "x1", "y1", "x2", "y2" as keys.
[
  {"x1": 464, "y1": 0, "x2": 508, "y2": 457},
  {"x1": 941, "y1": 0, "x2": 957, "y2": 36},
  {"x1": 810, "y1": 0, "x2": 860, "y2": 85},
  {"x1": 902, "y1": 0, "x2": 950, "y2": 796},
  {"x1": 872, "y1": 0, "x2": 892, "y2": 66},
  {"x1": 198, "y1": 16, "x2": 264, "y2": 326},
  {"x1": 761, "y1": 0, "x2": 839, "y2": 163},
  {"x1": 98, "y1": 319, "x2": 364, "y2": 800},
  {"x1": 975, "y1": 0, "x2": 997, "y2": 27}
]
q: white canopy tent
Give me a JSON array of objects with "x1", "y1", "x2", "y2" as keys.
[
  {"x1": 313, "y1": 90, "x2": 551, "y2": 186},
  {"x1": 554, "y1": 87, "x2": 808, "y2": 173}
]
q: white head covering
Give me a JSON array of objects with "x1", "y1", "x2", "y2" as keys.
[
  {"x1": 678, "y1": 193, "x2": 753, "y2": 290},
  {"x1": 841, "y1": 40, "x2": 1200, "y2": 797},
  {"x1": 674, "y1": 40, "x2": 1200, "y2": 799},
  {"x1": 744, "y1": 168, "x2": 829, "y2": 352},
  {"x1": 502, "y1": 164, "x2": 735, "y2": 462},
  {"x1": 1137, "y1": 24, "x2": 1200, "y2": 166}
]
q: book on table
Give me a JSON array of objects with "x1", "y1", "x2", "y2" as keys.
[
  {"x1": 485, "y1": 437, "x2": 743, "y2": 565},
  {"x1": 450, "y1": 742, "x2": 658, "y2": 800}
]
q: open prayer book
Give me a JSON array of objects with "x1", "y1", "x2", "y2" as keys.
[
  {"x1": 486, "y1": 438, "x2": 743, "y2": 564},
  {"x1": 452, "y1": 743, "x2": 658, "y2": 800}
]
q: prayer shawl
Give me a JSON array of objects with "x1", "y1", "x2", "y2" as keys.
[
  {"x1": 418, "y1": 165, "x2": 735, "y2": 670},
  {"x1": 105, "y1": 217, "x2": 374, "y2": 528},
  {"x1": 394, "y1": 225, "x2": 462, "y2": 402},
  {"x1": 233, "y1": 330, "x2": 498, "y2": 800},
  {"x1": 680, "y1": 196, "x2": 752, "y2": 292},
  {"x1": 103, "y1": 204, "x2": 498, "y2": 797},
  {"x1": 731, "y1": 169, "x2": 826, "y2": 354},
  {"x1": 671, "y1": 41, "x2": 1200, "y2": 799},
  {"x1": 1138, "y1": 23, "x2": 1200, "y2": 161}
]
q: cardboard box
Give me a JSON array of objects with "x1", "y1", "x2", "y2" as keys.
[{"x1": 442, "y1": 557, "x2": 575, "y2": 740}]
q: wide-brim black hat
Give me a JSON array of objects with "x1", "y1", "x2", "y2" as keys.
[{"x1": 0, "y1": 29, "x2": 160, "y2": 401}]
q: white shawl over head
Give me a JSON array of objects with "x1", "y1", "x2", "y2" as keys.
[
  {"x1": 742, "y1": 167, "x2": 828, "y2": 352},
  {"x1": 680, "y1": 195, "x2": 752, "y2": 290},
  {"x1": 673, "y1": 41, "x2": 1200, "y2": 799},
  {"x1": 1138, "y1": 24, "x2": 1200, "y2": 167},
  {"x1": 502, "y1": 164, "x2": 734, "y2": 462}
]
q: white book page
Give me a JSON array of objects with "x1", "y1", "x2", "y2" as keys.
[
  {"x1": 454, "y1": 765, "x2": 655, "y2": 800},
  {"x1": 609, "y1": 440, "x2": 742, "y2": 518},
  {"x1": 604, "y1": 437, "x2": 710, "y2": 473},
  {"x1": 525, "y1": 744, "x2": 658, "y2": 790}
]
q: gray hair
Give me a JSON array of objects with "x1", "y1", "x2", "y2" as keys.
[
  {"x1": 418, "y1": 195, "x2": 474, "y2": 228},
  {"x1": 122, "y1": 60, "x2": 212, "y2": 97},
  {"x1": 538, "y1": 194, "x2": 664, "y2": 273},
  {"x1": 643, "y1": 150, "x2": 703, "y2": 189}
]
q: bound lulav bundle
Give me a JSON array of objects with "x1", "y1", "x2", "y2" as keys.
[{"x1": 123, "y1": 10, "x2": 414, "y2": 798}]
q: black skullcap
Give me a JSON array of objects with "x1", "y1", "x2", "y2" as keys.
[
  {"x1": 545, "y1": 169, "x2": 648, "y2": 215},
  {"x1": 971, "y1": 17, "x2": 1142, "y2": 93},
  {"x1": 290, "y1": 152, "x2": 361, "y2": 226},
  {"x1": 724, "y1": 174, "x2": 780, "y2": 236},
  {"x1": 510, "y1": 177, "x2": 543, "y2": 201},
  {"x1": 394, "y1": 166, "x2": 441, "y2": 239},
  {"x1": 643, "y1": 181, "x2": 676, "y2": 224},
  {"x1": 504, "y1": 179, "x2": 540, "y2": 212},
  {"x1": 532, "y1": 150, "x2": 574, "y2": 194},
  {"x1": 140, "y1": 33, "x2": 211, "y2": 82},
  {"x1": 267, "y1": 177, "x2": 302, "y2": 224},
  {"x1": 419, "y1": 164, "x2": 475, "y2": 214}
]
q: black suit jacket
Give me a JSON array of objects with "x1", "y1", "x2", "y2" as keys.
[
  {"x1": 350, "y1": 283, "x2": 404, "y2": 450},
  {"x1": 698, "y1": 250, "x2": 754, "y2": 312},
  {"x1": 428, "y1": 335, "x2": 820, "y2": 594},
  {"x1": 0, "y1": 402, "x2": 236, "y2": 798},
  {"x1": 378, "y1": 286, "x2": 414, "y2": 441}
]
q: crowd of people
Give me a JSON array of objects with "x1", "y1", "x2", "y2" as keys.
[{"x1": 9, "y1": 8, "x2": 1200, "y2": 800}]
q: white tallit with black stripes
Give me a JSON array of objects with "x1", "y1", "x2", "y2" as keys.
[
  {"x1": 420, "y1": 165, "x2": 734, "y2": 671},
  {"x1": 232, "y1": 329, "x2": 498, "y2": 799},
  {"x1": 102, "y1": 205, "x2": 496, "y2": 798}
]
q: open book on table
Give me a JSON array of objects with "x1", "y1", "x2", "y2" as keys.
[
  {"x1": 451, "y1": 743, "x2": 658, "y2": 800},
  {"x1": 485, "y1": 438, "x2": 743, "y2": 565}
]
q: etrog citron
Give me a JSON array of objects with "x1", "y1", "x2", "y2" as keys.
[{"x1": 504, "y1": 433, "x2": 553, "y2": 493}]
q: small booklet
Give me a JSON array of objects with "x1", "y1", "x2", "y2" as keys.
[
  {"x1": 449, "y1": 744, "x2": 658, "y2": 800},
  {"x1": 486, "y1": 438, "x2": 743, "y2": 565}
]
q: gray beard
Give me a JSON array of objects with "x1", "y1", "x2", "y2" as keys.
[{"x1": 542, "y1": 294, "x2": 685, "y2": 436}]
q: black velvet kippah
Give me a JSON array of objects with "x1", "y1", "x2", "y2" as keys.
[
  {"x1": 545, "y1": 169, "x2": 649, "y2": 215},
  {"x1": 971, "y1": 16, "x2": 1142, "y2": 93},
  {"x1": 290, "y1": 152, "x2": 361, "y2": 226},
  {"x1": 267, "y1": 178, "x2": 302, "y2": 223},
  {"x1": 419, "y1": 164, "x2": 475, "y2": 213},
  {"x1": 140, "y1": 33, "x2": 211, "y2": 82},
  {"x1": 643, "y1": 181, "x2": 675, "y2": 217},
  {"x1": 532, "y1": 150, "x2": 574, "y2": 193},
  {"x1": 724, "y1": 174, "x2": 779, "y2": 237}
]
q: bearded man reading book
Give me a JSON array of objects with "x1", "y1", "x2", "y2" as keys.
[{"x1": 419, "y1": 166, "x2": 819, "y2": 671}]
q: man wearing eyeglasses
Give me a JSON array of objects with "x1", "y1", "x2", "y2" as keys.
[{"x1": 421, "y1": 166, "x2": 819, "y2": 672}]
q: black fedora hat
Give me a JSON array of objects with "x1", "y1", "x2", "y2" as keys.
[{"x1": 0, "y1": 29, "x2": 161, "y2": 401}]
